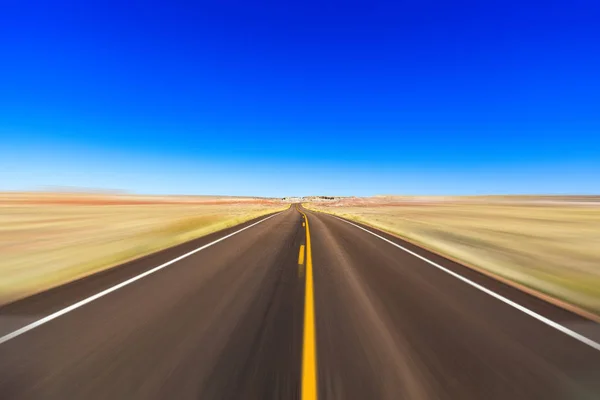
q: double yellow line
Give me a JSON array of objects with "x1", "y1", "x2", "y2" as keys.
[{"x1": 296, "y1": 205, "x2": 318, "y2": 400}]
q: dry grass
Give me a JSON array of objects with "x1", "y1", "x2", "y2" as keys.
[
  {"x1": 306, "y1": 198, "x2": 600, "y2": 315},
  {"x1": 0, "y1": 193, "x2": 288, "y2": 306}
]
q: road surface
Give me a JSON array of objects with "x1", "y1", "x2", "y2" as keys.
[{"x1": 1, "y1": 205, "x2": 599, "y2": 399}]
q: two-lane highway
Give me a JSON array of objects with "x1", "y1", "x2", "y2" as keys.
[{"x1": 1, "y1": 205, "x2": 600, "y2": 399}]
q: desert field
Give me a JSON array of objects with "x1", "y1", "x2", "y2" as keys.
[
  {"x1": 0, "y1": 192, "x2": 288, "y2": 306},
  {"x1": 306, "y1": 196, "x2": 600, "y2": 316}
]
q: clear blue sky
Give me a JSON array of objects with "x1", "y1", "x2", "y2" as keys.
[{"x1": 2, "y1": 0, "x2": 599, "y2": 197}]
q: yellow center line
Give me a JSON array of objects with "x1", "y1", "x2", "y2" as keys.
[
  {"x1": 298, "y1": 245, "x2": 305, "y2": 265},
  {"x1": 298, "y1": 206, "x2": 318, "y2": 400}
]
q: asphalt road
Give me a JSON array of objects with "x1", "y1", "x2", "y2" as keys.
[{"x1": 1, "y1": 205, "x2": 600, "y2": 399}]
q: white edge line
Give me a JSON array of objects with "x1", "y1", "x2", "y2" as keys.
[
  {"x1": 332, "y1": 215, "x2": 600, "y2": 352},
  {"x1": 0, "y1": 212, "x2": 282, "y2": 346}
]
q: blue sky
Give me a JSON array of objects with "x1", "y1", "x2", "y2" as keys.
[{"x1": 2, "y1": 0, "x2": 599, "y2": 196}]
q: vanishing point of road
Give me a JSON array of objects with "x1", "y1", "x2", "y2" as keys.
[{"x1": 1, "y1": 205, "x2": 600, "y2": 399}]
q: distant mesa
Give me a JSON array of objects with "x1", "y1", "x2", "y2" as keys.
[{"x1": 281, "y1": 196, "x2": 344, "y2": 202}]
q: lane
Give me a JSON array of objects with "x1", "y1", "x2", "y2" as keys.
[
  {"x1": 305, "y1": 207, "x2": 600, "y2": 400},
  {"x1": 0, "y1": 210, "x2": 283, "y2": 338},
  {"x1": 0, "y1": 212, "x2": 281, "y2": 343},
  {"x1": 0, "y1": 206, "x2": 305, "y2": 399}
]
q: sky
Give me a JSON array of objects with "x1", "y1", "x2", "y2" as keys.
[{"x1": 1, "y1": 0, "x2": 599, "y2": 197}]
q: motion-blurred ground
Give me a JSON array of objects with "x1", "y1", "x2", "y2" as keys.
[
  {"x1": 306, "y1": 196, "x2": 600, "y2": 316},
  {"x1": 0, "y1": 192, "x2": 287, "y2": 306}
]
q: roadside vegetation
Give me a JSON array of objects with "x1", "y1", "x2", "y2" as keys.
[
  {"x1": 305, "y1": 197, "x2": 600, "y2": 316},
  {"x1": 0, "y1": 192, "x2": 288, "y2": 306}
]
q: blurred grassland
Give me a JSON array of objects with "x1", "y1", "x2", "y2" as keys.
[
  {"x1": 305, "y1": 200, "x2": 600, "y2": 315},
  {"x1": 0, "y1": 193, "x2": 288, "y2": 306}
]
